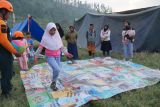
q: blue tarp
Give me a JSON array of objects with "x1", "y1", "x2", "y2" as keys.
[{"x1": 11, "y1": 18, "x2": 44, "y2": 42}]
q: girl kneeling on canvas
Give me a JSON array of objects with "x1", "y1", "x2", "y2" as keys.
[{"x1": 35, "y1": 22, "x2": 72, "y2": 91}]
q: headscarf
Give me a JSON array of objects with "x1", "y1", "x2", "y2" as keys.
[{"x1": 40, "y1": 22, "x2": 63, "y2": 50}]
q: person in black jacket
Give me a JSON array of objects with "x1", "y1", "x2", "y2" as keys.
[{"x1": 55, "y1": 23, "x2": 64, "y2": 38}]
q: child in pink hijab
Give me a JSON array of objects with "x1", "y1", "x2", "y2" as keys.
[{"x1": 35, "y1": 22, "x2": 72, "y2": 91}]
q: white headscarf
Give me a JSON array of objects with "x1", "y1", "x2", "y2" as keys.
[{"x1": 40, "y1": 22, "x2": 63, "y2": 50}]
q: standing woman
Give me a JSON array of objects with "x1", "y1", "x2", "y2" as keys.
[
  {"x1": 55, "y1": 23, "x2": 64, "y2": 38},
  {"x1": 100, "y1": 25, "x2": 112, "y2": 57},
  {"x1": 65, "y1": 26, "x2": 78, "y2": 60},
  {"x1": 122, "y1": 20, "x2": 135, "y2": 61}
]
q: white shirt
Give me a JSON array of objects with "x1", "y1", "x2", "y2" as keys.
[{"x1": 100, "y1": 29, "x2": 111, "y2": 41}]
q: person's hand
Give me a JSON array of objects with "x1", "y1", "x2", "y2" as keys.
[
  {"x1": 122, "y1": 40, "x2": 126, "y2": 44},
  {"x1": 34, "y1": 55, "x2": 38, "y2": 64},
  {"x1": 65, "y1": 53, "x2": 73, "y2": 58},
  {"x1": 14, "y1": 52, "x2": 22, "y2": 57}
]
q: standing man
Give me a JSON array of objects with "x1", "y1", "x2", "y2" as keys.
[
  {"x1": 122, "y1": 20, "x2": 135, "y2": 61},
  {"x1": 65, "y1": 26, "x2": 78, "y2": 60},
  {"x1": 86, "y1": 24, "x2": 96, "y2": 57},
  {"x1": 0, "y1": 0, "x2": 21, "y2": 98}
]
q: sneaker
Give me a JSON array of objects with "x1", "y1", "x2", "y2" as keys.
[
  {"x1": 67, "y1": 60, "x2": 72, "y2": 64},
  {"x1": 50, "y1": 82, "x2": 58, "y2": 91}
]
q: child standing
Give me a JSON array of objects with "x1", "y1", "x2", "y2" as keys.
[
  {"x1": 100, "y1": 25, "x2": 112, "y2": 57},
  {"x1": 26, "y1": 32, "x2": 35, "y2": 64},
  {"x1": 86, "y1": 24, "x2": 96, "y2": 57},
  {"x1": 12, "y1": 31, "x2": 29, "y2": 71},
  {"x1": 35, "y1": 22, "x2": 72, "y2": 91}
]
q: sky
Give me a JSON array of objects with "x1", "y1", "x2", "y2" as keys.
[{"x1": 79, "y1": 0, "x2": 160, "y2": 12}]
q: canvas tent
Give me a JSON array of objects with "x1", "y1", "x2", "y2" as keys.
[
  {"x1": 11, "y1": 18, "x2": 44, "y2": 42},
  {"x1": 74, "y1": 6, "x2": 160, "y2": 52}
]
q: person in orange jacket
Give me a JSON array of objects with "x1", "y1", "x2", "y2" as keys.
[{"x1": 0, "y1": 0, "x2": 21, "y2": 98}]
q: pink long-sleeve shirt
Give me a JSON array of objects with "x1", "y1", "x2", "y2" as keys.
[{"x1": 39, "y1": 45, "x2": 61, "y2": 57}]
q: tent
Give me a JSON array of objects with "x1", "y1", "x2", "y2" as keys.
[
  {"x1": 74, "y1": 6, "x2": 160, "y2": 52},
  {"x1": 11, "y1": 18, "x2": 44, "y2": 42}
]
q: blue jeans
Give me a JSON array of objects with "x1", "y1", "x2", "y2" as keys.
[
  {"x1": 46, "y1": 56, "x2": 61, "y2": 82},
  {"x1": 123, "y1": 42, "x2": 133, "y2": 59}
]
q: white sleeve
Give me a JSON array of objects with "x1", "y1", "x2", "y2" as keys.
[
  {"x1": 24, "y1": 39, "x2": 30, "y2": 53},
  {"x1": 100, "y1": 30, "x2": 104, "y2": 38},
  {"x1": 35, "y1": 46, "x2": 43, "y2": 55},
  {"x1": 61, "y1": 47, "x2": 68, "y2": 54},
  {"x1": 107, "y1": 30, "x2": 111, "y2": 37},
  {"x1": 128, "y1": 30, "x2": 135, "y2": 36},
  {"x1": 122, "y1": 30, "x2": 126, "y2": 37}
]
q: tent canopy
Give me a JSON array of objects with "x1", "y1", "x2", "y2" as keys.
[
  {"x1": 74, "y1": 6, "x2": 160, "y2": 52},
  {"x1": 11, "y1": 18, "x2": 44, "y2": 42}
]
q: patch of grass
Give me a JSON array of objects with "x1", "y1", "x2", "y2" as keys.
[
  {"x1": 0, "y1": 62, "x2": 29, "y2": 107},
  {"x1": 0, "y1": 49, "x2": 160, "y2": 107}
]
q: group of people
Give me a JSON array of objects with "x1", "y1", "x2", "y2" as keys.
[
  {"x1": 0, "y1": 0, "x2": 136, "y2": 98},
  {"x1": 86, "y1": 24, "x2": 112, "y2": 58},
  {"x1": 85, "y1": 21, "x2": 135, "y2": 61},
  {"x1": 34, "y1": 20, "x2": 135, "y2": 91}
]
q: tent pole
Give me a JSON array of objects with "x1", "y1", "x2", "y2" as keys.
[{"x1": 28, "y1": 14, "x2": 31, "y2": 33}]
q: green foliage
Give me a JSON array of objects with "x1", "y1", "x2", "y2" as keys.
[{"x1": 9, "y1": 0, "x2": 97, "y2": 28}]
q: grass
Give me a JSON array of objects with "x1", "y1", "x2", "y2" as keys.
[{"x1": 0, "y1": 49, "x2": 160, "y2": 107}]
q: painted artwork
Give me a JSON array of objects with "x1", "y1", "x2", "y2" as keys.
[{"x1": 20, "y1": 57, "x2": 160, "y2": 107}]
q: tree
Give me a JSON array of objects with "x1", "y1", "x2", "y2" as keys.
[
  {"x1": 94, "y1": 2, "x2": 112, "y2": 14},
  {"x1": 100, "y1": 3, "x2": 112, "y2": 13}
]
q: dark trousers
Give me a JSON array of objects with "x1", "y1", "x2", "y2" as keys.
[
  {"x1": 67, "y1": 43, "x2": 78, "y2": 60},
  {"x1": 0, "y1": 53, "x2": 13, "y2": 94},
  {"x1": 103, "y1": 51, "x2": 110, "y2": 56}
]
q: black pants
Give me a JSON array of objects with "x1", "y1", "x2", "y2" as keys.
[
  {"x1": 103, "y1": 51, "x2": 110, "y2": 56},
  {"x1": 0, "y1": 53, "x2": 13, "y2": 94}
]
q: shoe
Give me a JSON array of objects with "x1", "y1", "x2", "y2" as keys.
[
  {"x1": 50, "y1": 82, "x2": 58, "y2": 91},
  {"x1": 67, "y1": 60, "x2": 72, "y2": 64},
  {"x1": 1, "y1": 92, "x2": 11, "y2": 99}
]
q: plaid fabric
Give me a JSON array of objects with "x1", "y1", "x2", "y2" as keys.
[{"x1": 87, "y1": 42, "x2": 96, "y2": 53}]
